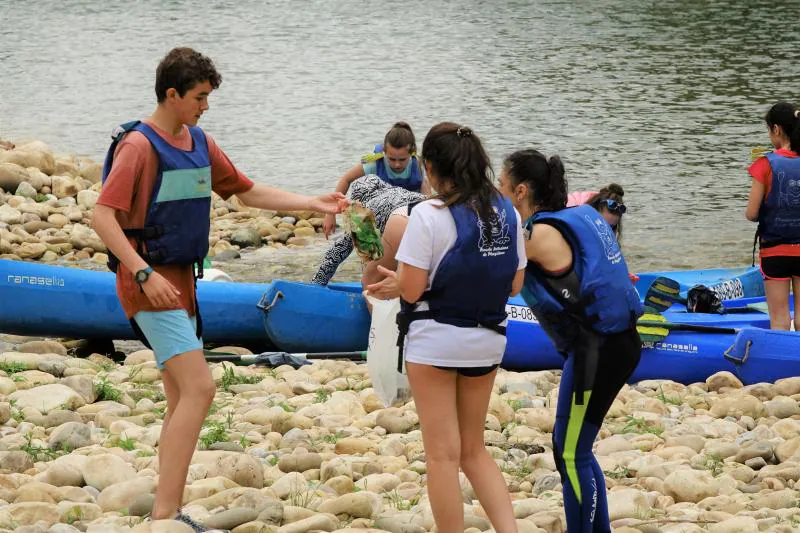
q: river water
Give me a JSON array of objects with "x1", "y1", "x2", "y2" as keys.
[{"x1": 2, "y1": 0, "x2": 798, "y2": 283}]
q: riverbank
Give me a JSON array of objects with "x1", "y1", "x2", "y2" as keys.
[{"x1": 0, "y1": 138, "x2": 329, "y2": 267}]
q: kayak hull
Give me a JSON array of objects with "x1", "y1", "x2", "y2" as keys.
[
  {"x1": 264, "y1": 282, "x2": 783, "y2": 385},
  {"x1": 0, "y1": 259, "x2": 271, "y2": 346}
]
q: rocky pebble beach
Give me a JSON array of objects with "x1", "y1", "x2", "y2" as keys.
[
  {"x1": 0, "y1": 341, "x2": 798, "y2": 533},
  {"x1": 1, "y1": 136, "x2": 800, "y2": 532},
  {"x1": 0, "y1": 137, "x2": 328, "y2": 266}
]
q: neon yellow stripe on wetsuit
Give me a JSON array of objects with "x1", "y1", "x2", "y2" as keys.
[{"x1": 563, "y1": 390, "x2": 592, "y2": 503}]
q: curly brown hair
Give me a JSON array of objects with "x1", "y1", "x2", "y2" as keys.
[
  {"x1": 155, "y1": 47, "x2": 222, "y2": 103},
  {"x1": 588, "y1": 183, "x2": 625, "y2": 241}
]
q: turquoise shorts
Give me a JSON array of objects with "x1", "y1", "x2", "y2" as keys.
[{"x1": 132, "y1": 310, "x2": 203, "y2": 369}]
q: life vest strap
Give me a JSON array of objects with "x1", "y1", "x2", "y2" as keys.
[{"x1": 122, "y1": 225, "x2": 164, "y2": 240}]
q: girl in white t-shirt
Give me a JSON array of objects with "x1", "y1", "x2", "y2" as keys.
[{"x1": 371, "y1": 122, "x2": 525, "y2": 533}]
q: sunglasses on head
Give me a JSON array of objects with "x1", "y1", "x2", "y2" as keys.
[{"x1": 604, "y1": 199, "x2": 627, "y2": 215}]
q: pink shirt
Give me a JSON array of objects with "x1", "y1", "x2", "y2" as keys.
[{"x1": 566, "y1": 191, "x2": 597, "y2": 207}]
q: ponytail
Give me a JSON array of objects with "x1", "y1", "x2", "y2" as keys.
[
  {"x1": 421, "y1": 122, "x2": 498, "y2": 240},
  {"x1": 384, "y1": 121, "x2": 417, "y2": 153},
  {"x1": 502, "y1": 149, "x2": 567, "y2": 212}
]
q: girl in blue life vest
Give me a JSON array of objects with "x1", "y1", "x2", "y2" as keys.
[
  {"x1": 323, "y1": 122, "x2": 431, "y2": 237},
  {"x1": 381, "y1": 123, "x2": 526, "y2": 533},
  {"x1": 746, "y1": 102, "x2": 800, "y2": 330},
  {"x1": 498, "y1": 149, "x2": 643, "y2": 533}
]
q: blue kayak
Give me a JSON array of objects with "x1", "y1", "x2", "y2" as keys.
[
  {"x1": 261, "y1": 280, "x2": 788, "y2": 385},
  {"x1": 635, "y1": 266, "x2": 765, "y2": 301},
  {"x1": 0, "y1": 259, "x2": 270, "y2": 346},
  {"x1": 0, "y1": 259, "x2": 790, "y2": 385}
]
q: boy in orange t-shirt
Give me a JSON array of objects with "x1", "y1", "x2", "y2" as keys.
[{"x1": 93, "y1": 48, "x2": 347, "y2": 530}]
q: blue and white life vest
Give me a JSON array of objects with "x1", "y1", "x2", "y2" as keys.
[
  {"x1": 757, "y1": 152, "x2": 800, "y2": 247},
  {"x1": 101, "y1": 121, "x2": 212, "y2": 272},
  {"x1": 363, "y1": 144, "x2": 423, "y2": 192},
  {"x1": 521, "y1": 204, "x2": 642, "y2": 353},
  {"x1": 396, "y1": 195, "x2": 519, "y2": 369}
]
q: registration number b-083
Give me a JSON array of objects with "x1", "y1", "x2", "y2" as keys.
[{"x1": 506, "y1": 304, "x2": 537, "y2": 324}]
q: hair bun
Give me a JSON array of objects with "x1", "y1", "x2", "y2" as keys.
[
  {"x1": 456, "y1": 126, "x2": 473, "y2": 138},
  {"x1": 392, "y1": 121, "x2": 412, "y2": 131}
]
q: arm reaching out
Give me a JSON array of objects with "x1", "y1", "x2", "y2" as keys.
[{"x1": 237, "y1": 184, "x2": 349, "y2": 214}]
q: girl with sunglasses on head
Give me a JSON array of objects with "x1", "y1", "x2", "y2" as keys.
[
  {"x1": 498, "y1": 150, "x2": 642, "y2": 533},
  {"x1": 746, "y1": 101, "x2": 800, "y2": 330},
  {"x1": 568, "y1": 184, "x2": 627, "y2": 241}
]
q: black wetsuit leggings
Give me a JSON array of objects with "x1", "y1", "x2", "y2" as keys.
[{"x1": 552, "y1": 327, "x2": 642, "y2": 533}]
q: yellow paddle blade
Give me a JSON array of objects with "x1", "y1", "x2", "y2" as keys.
[
  {"x1": 637, "y1": 310, "x2": 669, "y2": 342},
  {"x1": 646, "y1": 294, "x2": 673, "y2": 310},
  {"x1": 651, "y1": 280, "x2": 680, "y2": 298}
]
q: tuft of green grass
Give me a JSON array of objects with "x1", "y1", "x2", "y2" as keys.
[
  {"x1": 500, "y1": 461, "x2": 533, "y2": 480},
  {"x1": 0, "y1": 362, "x2": 28, "y2": 375},
  {"x1": 604, "y1": 466, "x2": 631, "y2": 480},
  {"x1": 117, "y1": 437, "x2": 137, "y2": 451},
  {"x1": 507, "y1": 399, "x2": 525, "y2": 411},
  {"x1": 127, "y1": 366, "x2": 144, "y2": 383},
  {"x1": 703, "y1": 453, "x2": 724, "y2": 477},
  {"x1": 129, "y1": 386, "x2": 165, "y2": 403},
  {"x1": 8, "y1": 399, "x2": 25, "y2": 423},
  {"x1": 622, "y1": 415, "x2": 664, "y2": 437},
  {"x1": 198, "y1": 422, "x2": 229, "y2": 449},
  {"x1": 65, "y1": 505, "x2": 84, "y2": 525},
  {"x1": 384, "y1": 489, "x2": 412, "y2": 510},
  {"x1": 657, "y1": 386, "x2": 682, "y2": 406},
  {"x1": 217, "y1": 365, "x2": 263, "y2": 392},
  {"x1": 322, "y1": 430, "x2": 346, "y2": 444},
  {"x1": 267, "y1": 455, "x2": 279, "y2": 466},
  {"x1": 20, "y1": 433, "x2": 57, "y2": 461},
  {"x1": 288, "y1": 482, "x2": 320, "y2": 509},
  {"x1": 314, "y1": 389, "x2": 331, "y2": 404},
  {"x1": 94, "y1": 376, "x2": 122, "y2": 402},
  {"x1": 278, "y1": 402, "x2": 296, "y2": 412}
]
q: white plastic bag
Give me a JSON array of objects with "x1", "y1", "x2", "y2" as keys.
[{"x1": 366, "y1": 295, "x2": 411, "y2": 407}]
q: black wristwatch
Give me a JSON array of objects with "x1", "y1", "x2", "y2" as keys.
[{"x1": 134, "y1": 266, "x2": 154, "y2": 285}]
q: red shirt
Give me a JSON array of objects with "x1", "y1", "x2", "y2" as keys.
[
  {"x1": 749, "y1": 148, "x2": 800, "y2": 258},
  {"x1": 96, "y1": 120, "x2": 254, "y2": 318}
]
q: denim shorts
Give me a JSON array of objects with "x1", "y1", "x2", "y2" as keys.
[{"x1": 132, "y1": 310, "x2": 203, "y2": 369}]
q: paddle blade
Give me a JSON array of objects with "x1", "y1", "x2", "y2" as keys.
[
  {"x1": 644, "y1": 276, "x2": 683, "y2": 312},
  {"x1": 636, "y1": 307, "x2": 669, "y2": 343}
]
